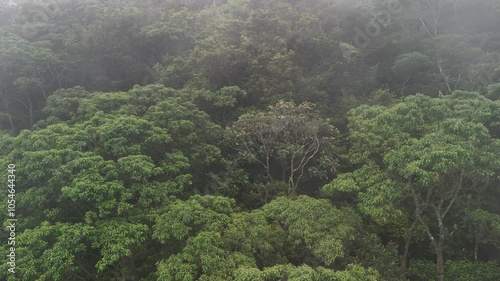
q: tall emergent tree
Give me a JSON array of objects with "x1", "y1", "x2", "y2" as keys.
[
  {"x1": 226, "y1": 101, "x2": 336, "y2": 199},
  {"x1": 324, "y1": 91, "x2": 500, "y2": 281}
]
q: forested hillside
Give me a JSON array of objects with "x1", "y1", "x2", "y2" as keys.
[{"x1": 0, "y1": 0, "x2": 499, "y2": 280}]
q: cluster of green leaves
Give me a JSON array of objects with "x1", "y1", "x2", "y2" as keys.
[
  {"x1": 0, "y1": 84, "x2": 223, "y2": 280},
  {"x1": 153, "y1": 195, "x2": 382, "y2": 281},
  {"x1": 324, "y1": 91, "x2": 500, "y2": 280}
]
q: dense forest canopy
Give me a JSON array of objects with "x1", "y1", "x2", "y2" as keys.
[{"x1": 0, "y1": 0, "x2": 499, "y2": 280}]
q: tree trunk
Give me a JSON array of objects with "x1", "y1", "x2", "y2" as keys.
[
  {"x1": 401, "y1": 218, "x2": 417, "y2": 273},
  {"x1": 7, "y1": 113, "x2": 15, "y2": 134},
  {"x1": 474, "y1": 232, "x2": 480, "y2": 263},
  {"x1": 1, "y1": 92, "x2": 16, "y2": 134},
  {"x1": 118, "y1": 256, "x2": 138, "y2": 281},
  {"x1": 26, "y1": 95, "x2": 34, "y2": 128},
  {"x1": 288, "y1": 177, "x2": 297, "y2": 198},
  {"x1": 288, "y1": 157, "x2": 296, "y2": 198},
  {"x1": 436, "y1": 229, "x2": 445, "y2": 281},
  {"x1": 288, "y1": 183, "x2": 296, "y2": 198}
]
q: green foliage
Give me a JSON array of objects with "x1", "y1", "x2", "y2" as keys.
[
  {"x1": 392, "y1": 52, "x2": 433, "y2": 78},
  {"x1": 43, "y1": 87, "x2": 91, "y2": 121},
  {"x1": 410, "y1": 260, "x2": 500, "y2": 281},
  {"x1": 11, "y1": 222, "x2": 93, "y2": 281},
  {"x1": 485, "y1": 83, "x2": 500, "y2": 100},
  {"x1": 465, "y1": 208, "x2": 500, "y2": 249},
  {"x1": 152, "y1": 195, "x2": 380, "y2": 280},
  {"x1": 234, "y1": 264, "x2": 379, "y2": 281},
  {"x1": 324, "y1": 91, "x2": 500, "y2": 280},
  {"x1": 263, "y1": 196, "x2": 361, "y2": 265},
  {"x1": 1, "y1": 0, "x2": 500, "y2": 280},
  {"x1": 0, "y1": 85, "x2": 225, "y2": 280},
  {"x1": 153, "y1": 195, "x2": 235, "y2": 243},
  {"x1": 93, "y1": 220, "x2": 149, "y2": 272},
  {"x1": 223, "y1": 210, "x2": 287, "y2": 267},
  {"x1": 226, "y1": 100, "x2": 337, "y2": 196}
]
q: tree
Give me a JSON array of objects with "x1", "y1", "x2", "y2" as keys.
[
  {"x1": 0, "y1": 32, "x2": 62, "y2": 132},
  {"x1": 464, "y1": 209, "x2": 500, "y2": 263},
  {"x1": 226, "y1": 101, "x2": 336, "y2": 198},
  {"x1": 392, "y1": 52, "x2": 433, "y2": 95},
  {"x1": 191, "y1": 86, "x2": 247, "y2": 124},
  {"x1": 0, "y1": 85, "x2": 223, "y2": 280},
  {"x1": 324, "y1": 91, "x2": 500, "y2": 281},
  {"x1": 152, "y1": 194, "x2": 378, "y2": 280}
]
